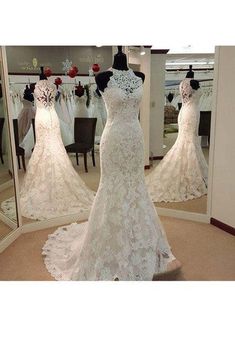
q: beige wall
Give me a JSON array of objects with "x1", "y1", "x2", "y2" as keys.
[
  {"x1": 210, "y1": 46, "x2": 235, "y2": 227},
  {"x1": 150, "y1": 54, "x2": 166, "y2": 157},
  {"x1": 140, "y1": 48, "x2": 151, "y2": 166},
  {"x1": 6, "y1": 46, "x2": 112, "y2": 74}
]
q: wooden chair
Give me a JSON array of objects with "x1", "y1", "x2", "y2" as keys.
[
  {"x1": 31, "y1": 118, "x2": 36, "y2": 152},
  {"x1": 13, "y1": 119, "x2": 26, "y2": 171},
  {"x1": 198, "y1": 111, "x2": 211, "y2": 144},
  {"x1": 65, "y1": 117, "x2": 97, "y2": 173},
  {"x1": 0, "y1": 118, "x2": 5, "y2": 164}
]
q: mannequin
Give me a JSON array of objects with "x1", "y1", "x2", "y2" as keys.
[
  {"x1": 18, "y1": 85, "x2": 36, "y2": 143},
  {"x1": 23, "y1": 85, "x2": 34, "y2": 102},
  {"x1": 0, "y1": 84, "x2": 3, "y2": 118},
  {"x1": 186, "y1": 65, "x2": 200, "y2": 90},
  {"x1": 39, "y1": 66, "x2": 47, "y2": 80},
  {"x1": 164, "y1": 92, "x2": 177, "y2": 125},
  {"x1": 95, "y1": 87, "x2": 101, "y2": 97},
  {"x1": 75, "y1": 81, "x2": 85, "y2": 97},
  {"x1": 167, "y1": 92, "x2": 174, "y2": 103},
  {"x1": 74, "y1": 81, "x2": 89, "y2": 118},
  {"x1": 95, "y1": 46, "x2": 145, "y2": 92}
]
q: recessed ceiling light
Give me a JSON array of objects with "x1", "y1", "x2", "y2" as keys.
[{"x1": 140, "y1": 46, "x2": 145, "y2": 55}]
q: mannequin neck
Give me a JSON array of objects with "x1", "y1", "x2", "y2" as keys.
[
  {"x1": 112, "y1": 52, "x2": 129, "y2": 70},
  {"x1": 186, "y1": 71, "x2": 194, "y2": 79}
]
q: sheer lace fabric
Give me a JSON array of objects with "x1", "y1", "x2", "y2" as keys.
[
  {"x1": 18, "y1": 80, "x2": 95, "y2": 220},
  {"x1": 146, "y1": 78, "x2": 208, "y2": 202},
  {"x1": 42, "y1": 69, "x2": 175, "y2": 281}
]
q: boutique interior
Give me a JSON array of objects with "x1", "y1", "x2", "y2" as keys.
[{"x1": 0, "y1": 45, "x2": 234, "y2": 281}]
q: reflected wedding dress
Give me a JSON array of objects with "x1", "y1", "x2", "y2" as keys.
[
  {"x1": 16, "y1": 80, "x2": 94, "y2": 220},
  {"x1": 146, "y1": 78, "x2": 208, "y2": 202},
  {"x1": 42, "y1": 68, "x2": 177, "y2": 281}
]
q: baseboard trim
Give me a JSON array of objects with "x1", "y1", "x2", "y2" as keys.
[
  {"x1": 0, "y1": 211, "x2": 18, "y2": 230},
  {"x1": 210, "y1": 218, "x2": 235, "y2": 236},
  {"x1": 0, "y1": 228, "x2": 21, "y2": 253},
  {"x1": 157, "y1": 207, "x2": 209, "y2": 223},
  {"x1": 150, "y1": 156, "x2": 164, "y2": 160},
  {"x1": 0, "y1": 179, "x2": 13, "y2": 192},
  {"x1": 21, "y1": 211, "x2": 89, "y2": 233}
]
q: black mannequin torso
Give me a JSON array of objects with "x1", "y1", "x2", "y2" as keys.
[
  {"x1": 185, "y1": 65, "x2": 200, "y2": 90},
  {"x1": 23, "y1": 85, "x2": 34, "y2": 102},
  {"x1": 95, "y1": 87, "x2": 101, "y2": 97},
  {"x1": 75, "y1": 82, "x2": 85, "y2": 97},
  {"x1": 95, "y1": 46, "x2": 145, "y2": 92},
  {"x1": 39, "y1": 66, "x2": 47, "y2": 80}
]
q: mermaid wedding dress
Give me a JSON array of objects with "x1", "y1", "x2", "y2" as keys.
[
  {"x1": 146, "y1": 78, "x2": 208, "y2": 202},
  {"x1": 2, "y1": 80, "x2": 95, "y2": 221},
  {"x1": 42, "y1": 68, "x2": 177, "y2": 281}
]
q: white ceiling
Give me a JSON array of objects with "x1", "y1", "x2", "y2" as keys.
[{"x1": 165, "y1": 53, "x2": 215, "y2": 69}]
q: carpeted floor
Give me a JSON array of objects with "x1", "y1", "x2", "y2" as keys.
[{"x1": 0, "y1": 215, "x2": 234, "y2": 281}]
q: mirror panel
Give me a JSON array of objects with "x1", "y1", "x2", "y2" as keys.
[{"x1": 0, "y1": 53, "x2": 19, "y2": 239}]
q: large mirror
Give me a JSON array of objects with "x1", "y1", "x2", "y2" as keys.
[
  {"x1": 0, "y1": 53, "x2": 19, "y2": 239},
  {"x1": 4, "y1": 46, "x2": 111, "y2": 225},
  {"x1": 3, "y1": 46, "x2": 213, "y2": 229},
  {"x1": 148, "y1": 52, "x2": 214, "y2": 215}
]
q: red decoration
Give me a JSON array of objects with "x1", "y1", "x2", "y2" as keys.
[
  {"x1": 72, "y1": 65, "x2": 78, "y2": 74},
  {"x1": 44, "y1": 67, "x2": 52, "y2": 77},
  {"x1": 92, "y1": 63, "x2": 100, "y2": 72},
  {"x1": 68, "y1": 67, "x2": 77, "y2": 78},
  {"x1": 54, "y1": 77, "x2": 62, "y2": 86}
]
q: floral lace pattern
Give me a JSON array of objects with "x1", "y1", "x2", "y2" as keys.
[
  {"x1": 12, "y1": 79, "x2": 95, "y2": 221},
  {"x1": 34, "y1": 80, "x2": 57, "y2": 108},
  {"x1": 107, "y1": 68, "x2": 142, "y2": 96},
  {"x1": 146, "y1": 78, "x2": 208, "y2": 202},
  {"x1": 42, "y1": 68, "x2": 175, "y2": 280},
  {"x1": 180, "y1": 78, "x2": 196, "y2": 104}
]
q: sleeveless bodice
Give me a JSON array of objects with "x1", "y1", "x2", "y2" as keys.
[
  {"x1": 101, "y1": 68, "x2": 143, "y2": 124},
  {"x1": 34, "y1": 80, "x2": 57, "y2": 109},
  {"x1": 179, "y1": 78, "x2": 201, "y2": 105}
]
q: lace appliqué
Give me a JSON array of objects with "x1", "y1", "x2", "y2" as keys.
[
  {"x1": 146, "y1": 78, "x2": 207, "y2": 203},
  {"x1": 34, "y1": 80, "x2": 57, "y2": 108},
  {"x1": 180, "y1": 78, "x2": 195, "y2": 104},
  {"x1": 108, "y1": 68, "x2": 142, "y2": 96},
  {"x1": 42, "y1": 67, "x2": 175, "y2": 281}
]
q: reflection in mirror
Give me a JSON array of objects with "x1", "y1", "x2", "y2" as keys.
[
  {"x1": 147, "y1": 53, "x2": 214, "y2": 214},
  {"x1": 5, "y1": 46, "x2": 111, "y2": 224},
  {"x1": 0, "y1": 59, "x2": 18, "y2": 239}
]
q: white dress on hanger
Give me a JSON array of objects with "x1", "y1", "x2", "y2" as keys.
[
  {"x1": 13, "y1": 80, "x2": 94, "y2": 220},
  {"x1": 42, "y1": 68, "x2": 176, "y2": 281},
  {"x1": 18, "y1": 99, "x2": 36, "y2": 143},
  {"x1": 90, "y1": 89, "x2": 106, "y2": 143},
  {"x1": 54, "y1": 90, "x2": 73, "y2": 146},
  {"x1": 146, "y1": 78, "x2": 208, "y2": 202},
  {"x1": 74, "y1": 95, "x2": 89, "y2": 118}
]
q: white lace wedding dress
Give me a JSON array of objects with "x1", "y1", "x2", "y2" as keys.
[
  {"x1": 146, "y1": 78, "x2": 208, "y2": 202},
  {"x1": 42, "y1": 68, "x2": 176, "y2": 281},
  {"x1": 2, "y1": 80, "x2": 95, "y2": 221}
]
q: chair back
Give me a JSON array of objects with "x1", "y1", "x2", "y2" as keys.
[
  {"x1": 32, "y1": 118, "x2": 36, "y2": 143},
  {"x1": 74, "y1": 117, "x2": 97, "y2": 148},
  {"x1": 0, "y1": 118, "x2": 5, "y2": 149},
  {"x1": 198, "y1": 111, "x2": 211, "y2": 137},
  {"x1": 13, "y1": 119, "x2": 20, "y2": 148}
]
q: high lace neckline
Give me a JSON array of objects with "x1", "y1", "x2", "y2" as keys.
[{"x1": 110, "y1": 67, "x2": 133, "y2": 73}]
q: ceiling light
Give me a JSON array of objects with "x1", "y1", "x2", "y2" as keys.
[
  {"x1": 140, "y1": 46, "x2": 145, "y2": 55},
  {"x1": 165, "y1": 61, "x2": 214, "y2": 66}
]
